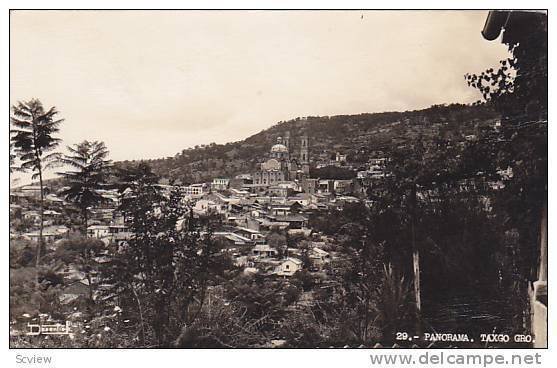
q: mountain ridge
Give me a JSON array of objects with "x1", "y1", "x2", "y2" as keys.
[{"x1": 115, "y1": 103, "x2": 499, "y2": 184}]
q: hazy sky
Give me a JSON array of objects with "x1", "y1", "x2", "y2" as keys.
[{"x1": 11, "y1": 10, "x2": 510, "y2": 164}]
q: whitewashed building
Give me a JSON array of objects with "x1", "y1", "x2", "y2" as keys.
[
  {"x1": 275, "y1": 257, "x2": 303, "y2": 277},
  {"x1": 211, "y1": 178, "x2": 230, "y2": 191}
]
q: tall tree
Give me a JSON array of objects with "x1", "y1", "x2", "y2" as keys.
[
  {"x1": 9, "y1": 141, "x2": 19, "y2": 174},
  {"x1": 101, "y1": 163, "x2": 232, "y2": 346},
  {"x1": 10, "y1": 99, "x2": 63, "y2": 267},
  {"x1": 466, "y1": 11, "x2": 547, "y2": 330},
  {"x1": 59, "y1": 140, "x2": 112, "y2": 233}
]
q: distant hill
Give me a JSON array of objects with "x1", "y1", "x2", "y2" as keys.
[{"x1": 116, "y1": 103, "x2": 499, "y2": 184}]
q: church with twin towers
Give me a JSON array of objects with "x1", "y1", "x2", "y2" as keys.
[{"x1": 253, "y1": 131, "x2": 310, "y2": 186}]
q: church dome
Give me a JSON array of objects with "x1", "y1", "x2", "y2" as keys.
[
  {"x1": 271, "y1": 143, "x2": 288, "y2": 153},
  {"x1": 262, "y1": 158, "x2": 281, "y2": 171}
]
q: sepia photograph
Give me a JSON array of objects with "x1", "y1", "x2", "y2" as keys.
[{"x1": 7, "y1": 8, "x2": 547, "y2": 353}]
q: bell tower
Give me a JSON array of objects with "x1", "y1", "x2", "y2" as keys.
[{"x1": 300, "y1": 134, "x2": 309, "y2": 175}]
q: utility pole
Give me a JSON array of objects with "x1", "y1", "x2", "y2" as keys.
[{"x1": 410, "y1": 183, "x2": 422, "y2": 336}]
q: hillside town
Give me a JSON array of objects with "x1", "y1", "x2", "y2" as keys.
[
  {"x1": 10, "y1": 129, "x2": 391, "y2": 349},
  {"x1": 10, "y1": 133, "x2": 381, "y2": 289}
]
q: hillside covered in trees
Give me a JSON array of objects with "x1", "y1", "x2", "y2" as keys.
[{"x1": 118, "y1": 103, "x2": 500, "y2": 183}]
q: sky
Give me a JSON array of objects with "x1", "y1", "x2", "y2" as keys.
[{"x1": 10, "y1": 10, "x2": 510, "y2": 178}]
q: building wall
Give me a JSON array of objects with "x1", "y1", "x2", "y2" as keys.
[
  {"x1": 211, "y1": 178, "x2": 230, "y2": 191},
  {"x1": 184, "y1": 184, "x2": 207, "y2": 196},
  {"x1": 254, "y1": 170, "x2": 285, "y2": 185},
  {"x1": 277, "y1": 259, "x2": 302, "y2": 276}
]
